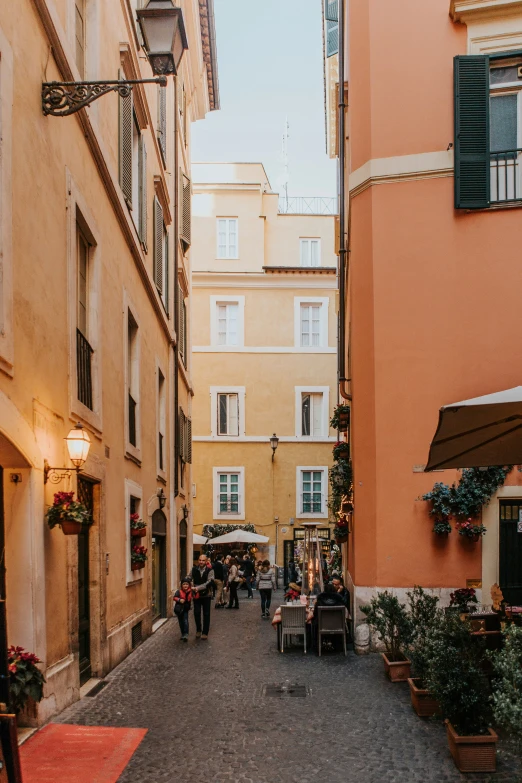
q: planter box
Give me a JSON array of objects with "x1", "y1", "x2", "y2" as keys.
[
  {"x1": 131, "y1": 528, "x2": 147, "y2": 538},
  {"x1": 60, "y1": 520, "x2": 82, "y2": 535},
  {"x1": 17, "y1": 696, "x2": 39, "y2": 728},
  {"x1": 131, "y1": 561, "x2": 144, "y2": 572},
  {"x1": 408, "y1": 678, "x2": 440, "y2": 718},
  {"x1": 445, "y1": 721, "x2": 497, "y2": 773},
  {"x1": 382, "y1": 652, "x2": 411, "y2": 682}
]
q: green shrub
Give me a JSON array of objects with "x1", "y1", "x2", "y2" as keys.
[
  {"x1": 407, "y1": 586, "x2": 441, "y2": 683},
  {"x1": 360, "y1": 591, "x2": 412, "y2": 661},
  {"x1": 491, "y1": 624, "x2": 522, "y2": 745}
]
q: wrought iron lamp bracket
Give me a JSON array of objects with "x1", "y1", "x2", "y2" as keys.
[
  {"x1": 43, "y1": 460, "x2": 80, "y2": 485},
  {"x1": 42, "y1": 77, "x2": 167, "y2": 117}
]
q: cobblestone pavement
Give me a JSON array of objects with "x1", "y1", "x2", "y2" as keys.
[{"x1": 56, "y1": 591, "x2": 521, "y2": 783}]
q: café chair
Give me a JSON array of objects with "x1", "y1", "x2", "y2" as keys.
[
  {"x1": 317, "y1": 606, "x2": 347, "y2": 657},
  {"x1": 280, "y1": 606, "x2": 307, "y2": 654}
]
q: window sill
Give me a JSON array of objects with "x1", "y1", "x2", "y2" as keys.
[
  {"x1": 297, "y1": 512, "x2": 329, "y2": 520},
  {"x1": 461, "y1": 200, "x2": 522, "y2": 213},
  {"x1": 216, "y1": 257, "x2": 240, "y2": 261},
  {"x1": 214, "y1": 514, "x2": 245, "y2": 521},
  {"x1": 157, "y1": 470, "x2": 167, "y2": 485},
  {"x1": 125, "y1": 445, "x2": 142, "y2": 466},
  {"x1": 71, "y1": 402, "x2": 102, "y2": 438}
]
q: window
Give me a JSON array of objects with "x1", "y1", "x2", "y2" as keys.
[
  {"x1": 300, "y1": 238, "x2": 321, "y2": 267},
  {"x1": 76, "y1": 223, "x2": 94, "y2": 410},
  {"x1": 213, "y1": 467, "x2": 245, "y2": 519},
  {"x1": 178, "y1": 284, "x2": 187, "y2": 365},
  {"x1": 154, "y1": 197, "x2": 169, "y2": 312},
  {"x1": 158, "y1": 369, "x2": 166, "y2": 475},
  {"x1": 125, "y1": 479, "x2": 143, "y2": 583},
  {"x1": 294, "y1": 297, "x2": 328, "y2": 349},
  {"x1": 127, "y1": 310, "x2": 140, "y2": 451},
  {"x1": 180, "y1": 171, "x2": 191, "y2": 249},
  {"x1": 119, "y1": 83, "x2": 147, "y2": 244},
  {"x1": 75, "y1": 0, "x2": 86, "y2": 78},
  {"x1": 297, "y1": 467, "x2": 328, "y2": 518},
  {"x1": 218, "y1": 393, "x2": 239, "y2": 436},
  {"x1": 178, "y1": 407, "x2": 192, "y2": 492},
  {"x1": 217, "y1": 218, "x2": 238, "y2": 259},
  {"x1": 302, "y1": 393, "x2": 323, "y2": 436},
  {"x1": 210, "y1": 296, "x2": 245, "y2": 348},
  {"x1": 218, "y1": 303, "x2": 238, "y2": 346},
  {"x1": 157, "y1": 85, "x2": 167, "y2": 165}
]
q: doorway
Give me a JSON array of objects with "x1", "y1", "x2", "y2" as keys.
[
  {"x1": 179, "y1": 519, "x2": 187, "y2": 582},
  {"x1": 151, "y1": 510, "x2": 167, "y2": 620},
  {"x1": 499, "y1": 500, "x2": 522, "y2": 606},
  {"x1": 77, "y1": 477, "x2": 94, "y2": 685}
]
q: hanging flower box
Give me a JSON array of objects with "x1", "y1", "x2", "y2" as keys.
[
  {"x1": 330, "y1": 405, "x2": 351, "y2": 432},
  {"x1": 46, "y1": 492, "x2": 91, "y2": 536},
  {"x1": 131, "y1": 544, "x2": 147, "y2": 571},
  {"x1": 130, "y1": 513, "x2": 147, "y2": 538},
  {"x1": 131, "y1": 561, "x2": 143, "y2": 572}
]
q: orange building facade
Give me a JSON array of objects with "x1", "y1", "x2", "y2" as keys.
[{"x1": 325, "y1": 0, "x2": 522, "y2": 637}]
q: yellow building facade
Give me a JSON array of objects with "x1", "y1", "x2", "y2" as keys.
[
  {"x1": 0, "y1": 0, "x2": 217, "y2": 722},
  {"x1": 191, "y1": 163, "x2": 337, "y2": 570}
]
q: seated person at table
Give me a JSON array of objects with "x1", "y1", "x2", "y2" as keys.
[
  {"x1": 332, "y1": 575, "x2": 350, "y2": 614},
  {"x1": 313, "y1": 583, "x2": 347, "y2": 617}
]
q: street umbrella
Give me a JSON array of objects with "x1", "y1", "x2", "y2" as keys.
[
  {"x1": 206, "y1": 529, "x2": 269, "y2": 544},
  {"x1": 425, "y1": 386, "x2": 522, "y2": 471},
  {"x1": 193, "y1": 533, "x2": 207, "y2": 545}
]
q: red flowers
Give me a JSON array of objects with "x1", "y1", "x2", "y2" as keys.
[
  {"x1": 131, "y1": 545, "x2": 148, "y2": 563},
  {"x1": 130, "y1": 512, "x2": 140, "y2": 522},
  {"x1": 455, "y1": 518, "x2": 487, "y2": 539},
  {"x1": 8, "y1": 645, "x2": 41, "y2": 674},
  {"x1": 52, "y1": 491, "x2": 74, "y2": 508}
]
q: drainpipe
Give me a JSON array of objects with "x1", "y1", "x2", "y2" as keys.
[
  {"x1": 337, "y1": 0, "x2": 351, "y2": 403},
  {"x1": 174, "y1": 75, "x2": 180, "y2": 499}
]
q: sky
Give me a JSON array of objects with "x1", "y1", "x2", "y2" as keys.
[{"x1": 191, "y1": 0, "x2": 337, "y2": 198}]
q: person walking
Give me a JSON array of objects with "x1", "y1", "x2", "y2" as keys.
[
  {"x1": 256, "y1": 559, "x2": 276, "y2": 618},
  {"x1": 213, "y1": 554, "x2": 226, "y2": 608},
  {"x1": 173, "y1": 579, "x2": 193, "y2": 641},
  {"x1": 191, "y1": 554, "x2": 215, "y2": 639},
  {"x1": 241, "y1": 554, "x2": 255, "y2": 599},
  {"x1": 225, "y1": 557, "x2": 240, "y2": 609}
]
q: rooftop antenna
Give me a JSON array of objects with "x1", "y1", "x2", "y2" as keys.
[{"x1": 282, "y1": 117, "x2": 290, "y2": 211}]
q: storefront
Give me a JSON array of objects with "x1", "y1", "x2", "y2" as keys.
[{"x1": 283, "y1": 527, "x2": 331, "y2": 586}]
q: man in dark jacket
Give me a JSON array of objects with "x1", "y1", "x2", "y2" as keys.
[
  {"x1": 332, "y1": 576, "x2": 350, "y2": 614},
  {"x1": 212, "y1": 554, "x2": 226, "y2": 608},
  {"x1": 191, "y1": 555, "x2": 214, "y2": 639},
  {"x1": 241, "y1": 554, "x2": 255, "y2": 599}
]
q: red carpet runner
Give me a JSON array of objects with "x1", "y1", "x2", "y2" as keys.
[{"x1": 20, "y1": 724, "x2": 147, "y2": 783}]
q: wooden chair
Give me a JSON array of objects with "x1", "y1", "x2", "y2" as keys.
[
  {"x1": 280, "y1": 606, "x2": 307, "y2": 654},
  {"x1": 317, "y1": 606, "x2": 347, "y2": 656}
]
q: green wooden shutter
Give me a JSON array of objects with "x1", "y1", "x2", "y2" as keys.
[
  {"x1": 178, "y1": 284, "x2": 185, "y2": 364},
  {"x1": 153, "y1": 197, "x2": 163, "y2": 294},
  {"x1": 454, "y1": 55, "x2": 490, "y2": 209},
  {"x1": 180, "y1": 172, "x2": 191, "y2": 248},
  {"x1": 178, "y1": 408, "x2": 186, "y2": 463},
  {"x1": 326, "y1": 0, "x2": 339, "y2": 58},
  {"x1": 138, "y1": 136, "x2": 147, "y2": 250},
  {"x1": 158, "y1": 85, "x2": 167, "y2": 165},
  {"x1": 119, "y1": 72, "x2": 133, "y2": 206},
  {"x1": 187, "y1": 417, "x2": 192, "y2": 464},
  {"x1": 164, "y1": 230, "x2": 169, "y2": 315}
]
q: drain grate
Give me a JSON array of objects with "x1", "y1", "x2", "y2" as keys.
[
  {"x1": 263, "y1": 683, "x2": 309, "y2": 698},
  {"x1": 131, "y1": 621, "x2": 143, "y2": 649},
  {"x1": 85, "y1": 681, "x2": 108, "y2": 697}
]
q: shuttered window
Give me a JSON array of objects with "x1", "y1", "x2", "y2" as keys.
[
  {"x1": 153, "y1": 197, "x2": 169, "y2": 312},
  {"x1": 119, "y1": 77, "x2": 133, "y2": 206},
  {"x1": 178, "y1": 284, "x2": 187, "y2": 364},
  {"x1": 325, "y1": 0, "x2": 339, "y2": 58},
  {"x1": 180, "y1": 172, "x2": 191, "y2": 249},
  {"x1": 454, "y1": 55, "x2": 490, "y2": 209},
  {"x1": 138, "y1": 136, "x2": 147, "y2": 249},
  {"x1": 158, "y1": 85, "x2": 167, "y2": 165},
  {"x1": 178, "y1": 409, "x2": 192, "y2": 464}
]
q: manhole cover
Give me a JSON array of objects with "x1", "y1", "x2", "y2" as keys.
[
  {"x1": 85, "y1": 681, "x2": 108, "y2": 697},
  {"x1": 263, "y1": 684, "x2": 309, "y2": 698}
]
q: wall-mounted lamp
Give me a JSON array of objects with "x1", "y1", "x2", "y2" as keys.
[
  {"x1": 182, "y1": 504, "x2": 189, "y2": 520},
  {"x1": 157, "y1": 488, "x2": 167, "y2": 509},
  {"x1": 270, "y1": 433, "x2": 279, "y2": 462},
  {"x1": 44, "y1": 423, "x2": 91, "y2": 484},
  {"x1": 42, "y1": 1, "x2": 188, "y2": 117}
]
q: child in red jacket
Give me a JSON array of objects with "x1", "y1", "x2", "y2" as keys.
[{"x1": 173, "y1": 579, "x2": 193, "y2": 641}]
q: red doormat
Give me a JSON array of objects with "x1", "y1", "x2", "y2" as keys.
[{"x1": 20, "y1": 724, "x2": 147, "y2": 783}]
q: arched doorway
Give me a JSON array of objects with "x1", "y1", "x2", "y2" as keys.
[
  {"x1": 151, "y1": 510, "x2": 167, "y2": 620},
  {"x1": 179, "y1": 519, "x2": 187, "y2": 582}
]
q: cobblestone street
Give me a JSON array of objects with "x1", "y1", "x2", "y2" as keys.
[{"x1": 56, "y1": 592, "x2": 522, "y2": 783}]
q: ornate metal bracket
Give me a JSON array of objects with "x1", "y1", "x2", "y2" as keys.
[
  {"x1": 42, "y1": 77, "x2": 167, "y2": 117},
  {"x1": 44, "y1": 460, "x2": 80, "y2": 485}
]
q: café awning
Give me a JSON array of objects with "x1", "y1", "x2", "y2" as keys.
[{"x1": 425, "y1": 386, "x2": 522, "y2": 471}]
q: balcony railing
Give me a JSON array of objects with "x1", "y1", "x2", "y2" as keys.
[
  {"x1": 218, "y1": 495, "x2": 241, "y2": 514},
  {"x1": 278, "y1": 196, "x2": 338, "y2": 215},
  {"x1": 76, "y1": 328, "x2": 94, "y2": 410},
  {"x1": 490, "y1": 149, "x2": 522, "y2": 203},
  {"x1": 129, "y1": 393, "x2": 137, "y2": 447}
]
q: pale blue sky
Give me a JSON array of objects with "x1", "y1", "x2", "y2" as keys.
[{"x1": 191, "y1": 0, "x2": 337, "y2": 197}]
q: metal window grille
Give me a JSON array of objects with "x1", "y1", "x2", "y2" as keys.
[
  {"x1": 131, "y1": 621, "x2": 143, "y2": 649},
  {"x1": 77, "y1": 328, "x2": 94, "y2": 410},
  {"x1": 129, "y1": 393, "x2": 137, "y2": 446},
  {"x1": 159, "y1": 432, "x2": 164, "y2": 471}
]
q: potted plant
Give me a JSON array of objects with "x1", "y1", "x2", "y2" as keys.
[
  {"x1": 131, "y1": 545, "x2": 148, "y2": 571},
  {"x1": 455, "y1": 518, "x2": 486, "y2": 542},
  {"x1": 46, "y1": 491, "x2": 91, "y2": 535},
  {"x1": 406, "y1": 586, "x2": 442, "y2": 717},
  {"x1": 8, "y1": 646, "x2": 45, "y2": 724},
  {"x1": 330, "y1": 404, "x2": 350, "y2": 432},
  {"x1": 333, "y1": 517, "x2": 349, "y2": 544},
  {"x1": 491, "y1": 624, "x2": 522, "y2": 753},
  {"x1": 424, "y1": 611, "x2": 497, "y2": 772},
  {"x1": 432, "y1": 518, "x2": 452, "y2": 536},
  {"x1": 449, "y1": 587, "x2": 478, "y2": 617},
  {"x1": 130, "y1": 512, "x2": 147, "y2": 538},
  {"x1": 361, "y1": 591, "x2": 413, "y2": 681},
  {"x1": 332, "y1": 441, "x2": 350, "y2": 461}
]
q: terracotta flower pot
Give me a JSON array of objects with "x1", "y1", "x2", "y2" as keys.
[
  {"x1": 60, "y1": 520, "x2": 82, "y2": 535},
  {"x1": 131, "y1": 527, "x2": 147, "y2": 538},
  {"x1": 131, "y1": 561, "x2": 144, "y2": 572},
  {"x1": 445, "y1": 721, "x2": 497, "y2": 773},
  {"x1": 338, "y1": 415, "x2": 349, "y2": 432},
  {"x1": 382, "y1": 652, "x2": 411, "y2": 682},
  {"x1": 408, "y1": 678, "x2": 440, "y2": 718}
]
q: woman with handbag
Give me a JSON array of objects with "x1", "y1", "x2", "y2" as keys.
[
  {"x1": 173, "y1": 579, "x2": 193, "y2": 641},
  {"x1": 225, "y1": 557, "x2": 240, "y2": 609}
]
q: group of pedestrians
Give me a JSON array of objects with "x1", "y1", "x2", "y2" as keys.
[{"x1": 173, "y1": 552, "x2": 277, "y2": 641}]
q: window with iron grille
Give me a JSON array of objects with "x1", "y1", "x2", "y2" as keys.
[
  {"x1": 158, "y1": 369, "x2": 166, "y2": 473},
  {"x1": 77, "y1": 223, "x2": 94, "y2": 410},
  {"x1": 127, "y1": 311, "x2": 139, "y2": 448}
]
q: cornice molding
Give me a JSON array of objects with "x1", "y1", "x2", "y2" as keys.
[
  {"x1": 450, "y1": 0, "x2": 522, "y2": 22},
  {"x1": 262, "y1": 266, "x2": 337, "y2": 275},
  {"x1": 198, "y1": 0, "x2": 220, "y2": 110},
  {"x1": 154, "y1": 176, "x2": 172, "y2": 225}
]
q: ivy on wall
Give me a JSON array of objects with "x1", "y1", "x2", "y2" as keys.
[{"x1": 202, "y1": 523, "x2": 256, "y2": 539}]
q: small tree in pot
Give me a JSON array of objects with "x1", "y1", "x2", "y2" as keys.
[
  {"x1": 361, "y1": 591, "x2": 413, "y2": 681},
  {"x1": 491, "y1": 624, "x2": 522, "y2": 755},
  {"x1": 406, "y1": 586, "x2": 442, "y2": 717},
  {"x1": 424, "y1": 611, "x2": 496, "y2": 772}
]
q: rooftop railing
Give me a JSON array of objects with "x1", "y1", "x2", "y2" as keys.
[{"x1": 278, "y1": 196, "x2": 338, "y2": 215}]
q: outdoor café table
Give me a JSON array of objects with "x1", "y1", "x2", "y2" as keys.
[{"x1": 272, "y1": 604, "x2": 314, "y2": 650}]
